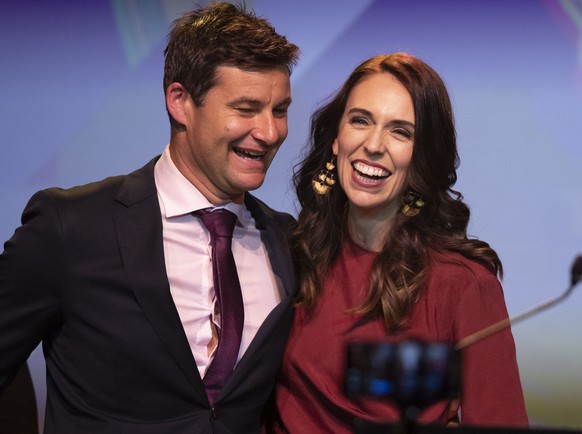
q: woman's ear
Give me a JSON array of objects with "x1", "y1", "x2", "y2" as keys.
[
  {"x1": 332, "y1": 138, "x2": 339, "y2": 155},
  {"x1": 165, "y1": 82, "x2": 190, "y2": 128}
]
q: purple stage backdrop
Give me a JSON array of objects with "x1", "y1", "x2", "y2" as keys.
[{"x1": 1, "y1": 0, "x2": 581, "y2": 430}]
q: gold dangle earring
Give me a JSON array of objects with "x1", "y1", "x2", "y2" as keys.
[
  {"x1": 401, "y1": 191, "x2": 425, "y2": 217},
  {"x1": 311, "y1": 156, "x2": 336, "y2": 195}
]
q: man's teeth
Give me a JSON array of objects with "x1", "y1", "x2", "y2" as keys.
[
  {"x1": 234, "y1": 148, "x2": 265, "y2": 160},
  {"x1": 353, "y1": 162, "x2": 390, "y2": 178}
]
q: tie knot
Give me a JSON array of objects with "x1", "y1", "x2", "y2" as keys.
[{"x1": 195, "y1": 208, "x2": 237, "y2": 240}]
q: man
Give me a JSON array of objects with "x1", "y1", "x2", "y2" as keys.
[
  {"x1": 0, "y1": 3, "x2": 299, "y2": 433},
  {"x1": 0, "y1": 364, "x2": 37, "y2": 434}
]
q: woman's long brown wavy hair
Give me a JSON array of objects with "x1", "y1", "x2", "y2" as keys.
[{"x1": 292, "y1": 53, "x2": 502, "y2": 330}]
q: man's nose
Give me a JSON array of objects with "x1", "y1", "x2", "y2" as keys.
[{"x1": 252, "y1": 113, "x2": 281, "y2": 146}]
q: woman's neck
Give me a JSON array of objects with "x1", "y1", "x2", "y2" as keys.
[{"x1": 346, "y1": 209, "x2": 395, "y2": 252}]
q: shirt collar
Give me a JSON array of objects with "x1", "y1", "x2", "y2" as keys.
[{"x1": 154, "y1": 145, "x2": 246, "y2": 225}]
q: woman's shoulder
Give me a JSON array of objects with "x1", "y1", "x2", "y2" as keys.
[
  {"x1": 421, "y1": 250, "x2": 508, "y2": 341},
  {"x1": 428, "y1": 249, "x2": 496, "y2": 279},
  {"x1": 425, "y1": 249, "x2": 502, "y2": 300}
]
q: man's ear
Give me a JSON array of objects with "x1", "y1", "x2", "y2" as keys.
[{"x1": 166, "y1": 82, "x2": 190, "y2": 128}]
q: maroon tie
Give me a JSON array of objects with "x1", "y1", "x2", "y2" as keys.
[{"x1": 195, "y1": 208, "x2": 244, "y2": 404}]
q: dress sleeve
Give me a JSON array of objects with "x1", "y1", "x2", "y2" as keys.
[
  {"x1": 0, "y1": 190, "x2": 63, "y2": 392},
  {"x1": 453, "y1": 268, "x2": 528, "y2": 427}
]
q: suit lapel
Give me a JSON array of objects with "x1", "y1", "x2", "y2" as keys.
[
  {"x1": 217, "y1": 194, "x2": 297, "y2": 399},
  {"x1": 245, "y1": 194, "x2": 296, "y2": 300},
  {"x1": 113, "y1": 158, "x2": 206, "y2": 398}
]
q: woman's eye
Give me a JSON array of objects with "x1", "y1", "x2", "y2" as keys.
[
  {"x1": 349, "y1": 116, "x2": 369, "y2": 126},
  {"x1": 394, "y1": 128, "x2": 413, "y2": 139}
]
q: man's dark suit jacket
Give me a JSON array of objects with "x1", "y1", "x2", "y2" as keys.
[{"x1": 0, "y1": 157, "x2": 298, "y2": 434}]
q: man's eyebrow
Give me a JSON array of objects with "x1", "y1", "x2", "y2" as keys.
[
  {"x1": 229, "y1": 96, "x2": 293, "y2": 107},
  {"x1": 277, "y1": 97, "x2": 292, "y2": 107},
  {"x1": 229, "y1": 97, "x2": 262, "y2": 106}
]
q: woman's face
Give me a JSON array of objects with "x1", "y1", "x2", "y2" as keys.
[{"x1": 332, "y1": 72, "x2": 415, "y2": 220}]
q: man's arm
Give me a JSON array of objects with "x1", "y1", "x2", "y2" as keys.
[
  {"x1": 0, "y1": 190, "x2": 63, "y2": 392},
  {"x1": 0, "y1": 363, "x2": 38, "y2": 434}
]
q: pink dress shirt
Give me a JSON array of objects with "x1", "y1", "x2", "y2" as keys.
[{"x1": 154, "y1": 146, "x2": 282, "y2": 377}]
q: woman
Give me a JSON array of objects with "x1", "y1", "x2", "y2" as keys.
[{"x1": 273, "y1": 53, "x2": 528, "y2": 431}]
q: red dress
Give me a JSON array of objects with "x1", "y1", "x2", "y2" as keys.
[{"x1": 273, "y1": 236, "x2": 528, "y2": 432}]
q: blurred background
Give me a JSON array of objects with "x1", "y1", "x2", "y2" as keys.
[{"x1": 1, "y1": 0, "x2": 581, "y2": 431}]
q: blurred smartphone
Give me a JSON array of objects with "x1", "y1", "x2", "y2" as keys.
[{"x1": 345, "y1": 340, "x2": 461, "y2": 410}]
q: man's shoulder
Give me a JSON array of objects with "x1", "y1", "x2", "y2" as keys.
[{"x1": 30, "y1": 157, "x2": 159, "y2": 212}]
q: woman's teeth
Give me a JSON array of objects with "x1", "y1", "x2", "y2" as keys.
[{"x1": 353, "y1": 162, "x2": 390, "y2": 179}]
